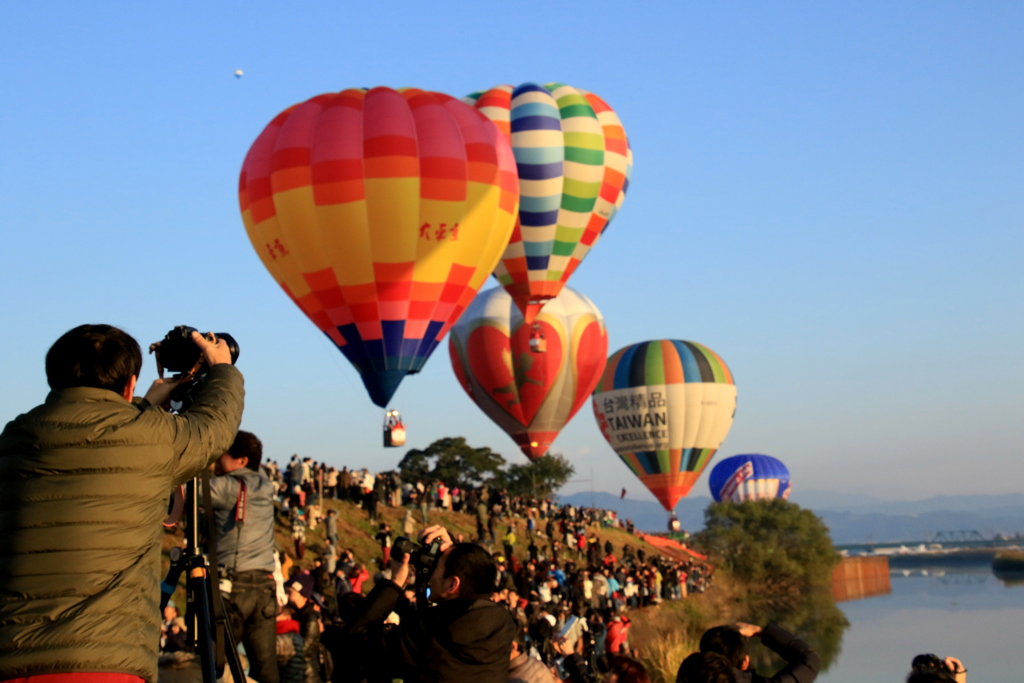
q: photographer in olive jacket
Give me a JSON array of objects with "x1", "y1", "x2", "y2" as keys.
[
  {"x1": 209, "y1": 430, "x2": 279, "y2": 683},
  {"x1": 343, "y1": 525, "x2": 517, "y2": 683},
  {"x1": 0, "y1": 324, "x2": 244, "y2": 683}
]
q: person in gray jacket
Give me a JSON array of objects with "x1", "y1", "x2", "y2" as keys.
[
  {"x1": 508, "y1": 630, "x2": 556, "y2": 683},
  {"x1": 210, "y1": 430, "x2": 279, "y2": 683}
]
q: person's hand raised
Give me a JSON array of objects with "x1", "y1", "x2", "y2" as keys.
[
  {"x1": 735, "y1": 622, "x2": 762, "y2": 638},
  {"x1": 143, "y1": 377, "x2": 184, "y2": 407},
  {"x1": 552, "y1": 637, "x2": 575, "y2": 657},
  {"x1": 420, "y1": 525, "x2": 454, "y2": 553},
  {"x1": 192, "y1": 331, "x2": 233, "y2": 366},
  {"x1": 390, "y1": 552, "x2": 411, "y2": 590},
  {"x1": 944, "y1": 657, "x2": 967, "y2": 683}
]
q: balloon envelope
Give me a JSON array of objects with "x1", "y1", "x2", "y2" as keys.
[
  {"x1": 709, "y1": 454, "x2": 791, "y2": 503},
  {"x1": 592, "y1": 340, "x2": 736, "y2": 512},
  {"x1": 449, "y1": 286, "x2": 607, "y2": 459},
  {"x1": 465, "y1": 83, "x2": 631, "y2": 322},
  {"x1": 239, "y1": 87, "x2": 519, "y2": 406}
]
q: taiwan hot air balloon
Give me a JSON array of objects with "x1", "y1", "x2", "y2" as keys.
[
  {"x1": 592, "y1": 340, "x2": 737, "y2": 512},
  {"x1": 464, "y1": 83, "x2": 631, "y2": 322},
  {"x1": 238, "y1": 87, "x2": 519, "y2": 407},
  {"x1": 449, "y1": 286, "x2": 607, "y2": 459},
  {"x1": 709, "y1": 454, "x2": 791, "y2": 503}
]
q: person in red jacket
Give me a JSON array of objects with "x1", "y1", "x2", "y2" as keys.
[
  {"x1": 348, "y1": 564, "x2": 370, "y2": 595},
  {"x1": 606, "y1": 613, "x2": 632, "y2": 655}
]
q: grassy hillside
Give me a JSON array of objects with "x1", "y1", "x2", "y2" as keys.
[
  {"x1": 277, "y1": 497, "x2": 669, "y2": 577},
  {"x1": 161, "y1": 496, "x2": 677, "y2": 598}
]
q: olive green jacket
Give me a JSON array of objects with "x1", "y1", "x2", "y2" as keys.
[{"x1": 0, "y1": 364, "x2": 244, "y2": 682}]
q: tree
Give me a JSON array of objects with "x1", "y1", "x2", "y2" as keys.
[
  {"x1": 698, "y1": 499, "x2": 840, "y2": 597},
  {"x1": 397, "y1": 437, "x2": 506, "y2": 489},
  {"x1": 697, "y1": 500, "x2": 848, "y2": 672},
  {"x1": 396, "y1": 438, "x2": 576, "y2": 498},
  {"x1": 494, "y1": 453, "x2": 575, "y2": 499}
]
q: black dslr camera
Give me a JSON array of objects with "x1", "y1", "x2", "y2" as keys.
[
  {"x1": 911, "y1": 654, "x2": 954, "y2": 679},
  {"x1": 393, "y1": 535, "x2": 444, "y2": 599},
  {"x1": 150, "y1": 325, "x2": 239, "y2": 412}
]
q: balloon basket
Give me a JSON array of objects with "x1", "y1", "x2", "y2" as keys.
[
  {"x1": 529, "y1": 323, "x2": 547, "y2": 353},
  {"x1": 383, "y1": 409, "x2": 406, "y2": 448}
]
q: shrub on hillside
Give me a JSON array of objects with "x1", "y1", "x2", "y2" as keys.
[{"x1": 698, "y1": 499, "x2": 840, "y2": 598}]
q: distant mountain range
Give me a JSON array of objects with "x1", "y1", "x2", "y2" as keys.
[{"x1": 558, "y1": 490, "x2": 1024, "y2": 544}]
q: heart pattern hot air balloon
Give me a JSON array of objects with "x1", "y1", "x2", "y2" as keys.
[
  {"x1": 449, "y1": 286, "x2": 607, "y2": 459},
  {"x1": 464, "y1": 83, "x2": 631, "y2": 322},
  {"x1": 238, "y1": 87, "x2": 519, "y2": 406},
  {"x1": 709, "y1": 454, "x2": 791, "y2": 503},
  {"x1": 592, "y1": 340, "x2": 737, "y2": 511}
]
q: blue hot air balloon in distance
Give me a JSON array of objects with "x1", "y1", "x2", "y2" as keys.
[{"x1": 709, "y1": 454, "x2": 791, "y2": 503}]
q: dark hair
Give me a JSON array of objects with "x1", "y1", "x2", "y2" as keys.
[
  {"x1": 46, "y1": 324, "x2": 142, "y2": 394},
  {"x1": 677, "y1": 652, "x2": 736, "y2": 683},
  {"x1": 607, "y1": 655, "x2": 651, "y2": 683},
  {"x1": 700, "y1": 626, "x2": 747, "y2": 668},
  {"x1": 443, "y1": 543, "x2": 498, "y2": 599},
  {"x1": 907, "y1": 675, "x2": 956, "y2": 683},
  {"x1": 227, "y1": 431, "x2": 262, "y2": 470},
  {"x1": 512, "y1": 628, "x2": 528, "y2": 654}
]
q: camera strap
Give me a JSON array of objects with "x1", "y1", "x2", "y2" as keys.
[
  {"x1": 232, "y1": 479, "x2": 247, "y2": 574},
  {"x1": 235, "y1": 480, "x2": 247, "y2": 523}
]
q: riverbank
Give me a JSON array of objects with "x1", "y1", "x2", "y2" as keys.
[{"x1": 870, "y1": 546, "x2": 1019, "y2": 569}]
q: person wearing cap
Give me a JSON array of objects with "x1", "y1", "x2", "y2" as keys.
[
  {"x1": 286, "y1": 572, "x2": 324, "y2": 683},
  {"x1": 209, "y1": 430, "x2": 279, "y2": 683}
]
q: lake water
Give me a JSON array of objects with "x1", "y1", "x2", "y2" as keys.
[{"x1": 820, "y1": 566, "x2": 1024, "y2": 682}]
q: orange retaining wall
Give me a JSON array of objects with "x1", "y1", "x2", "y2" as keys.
[{"x1": 832, "y1": 555, "x2": 891, "y2": 602}]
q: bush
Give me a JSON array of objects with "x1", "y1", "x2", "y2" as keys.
[
  {"x1": 698, "y1": 499, "x2": 839, "y2": 597},
  {"x1": 697, "y1": 499, "x2": 848, "y2": 672}
]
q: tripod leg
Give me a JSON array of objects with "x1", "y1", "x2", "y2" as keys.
[
  {"x1": 160, "y1": 559, "x2": 185, "y2": 613},
  {"x1": 215, "y1": 598, "x2": 247, "y2": 683},
  {"x1": 190, "y1": 567, "x2": 219, "y2": 683}
]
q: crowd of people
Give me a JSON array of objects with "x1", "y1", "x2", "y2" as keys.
[
  {"x1": 0, "y1": 324, "x2": 969, "y2": 683},
  {"x1": 216, "y1": 454, "x2": 716, "y2": 683}
]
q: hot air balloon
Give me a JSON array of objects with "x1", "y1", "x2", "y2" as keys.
[
  {"x1": 238, "y1": 87, "x2": 519, "y2": 407},
  {"x1": 449, "y1": 286, "x2": 607, "y2": 459},
  {"x1": 464, "y1": 83, "x2": 631, "y2": 322},
  {"x1": 709, "y1": 454, "x2": 791, "y2": 503},
  {"x1": 592, "y1": 340, "x2": 736, "y2": 512}
]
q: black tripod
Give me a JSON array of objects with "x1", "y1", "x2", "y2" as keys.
[{"x1": 161, "y1": 476, "x2": 246, "y2": 683}]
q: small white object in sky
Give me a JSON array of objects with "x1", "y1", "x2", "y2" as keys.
[{"x1": 234, "y1": 70, "x2": 244, "y2": 78}]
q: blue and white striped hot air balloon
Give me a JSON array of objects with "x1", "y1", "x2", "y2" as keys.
[{"x1": 709, "y1": 454, "x2": 791, "y2": 503}]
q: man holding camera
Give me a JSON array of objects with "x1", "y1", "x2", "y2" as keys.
[
  {"x1": 209, "y1": 430, "x2": 279, "y2": 683},
  {"x1": 0, "y1": 324, "x2": 243, "y2": 683},
  {"x1": 345, "y1": 525, "x2": 517, "y2": 683}
]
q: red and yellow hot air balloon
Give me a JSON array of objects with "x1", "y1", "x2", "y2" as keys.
[
  {"x1": 238, "y1": 87, "x2": 519, "y2": 407},
  {"x1": 449, "y1": 286, "x2": 607, "y2": 459},
  {"x1": 464, "y1": 83, "x2": 631, "y2": 322}
]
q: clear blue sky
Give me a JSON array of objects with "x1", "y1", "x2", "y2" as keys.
[{"x1": 1, "y1": 1, "x2": 1021, "y2": 504}]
